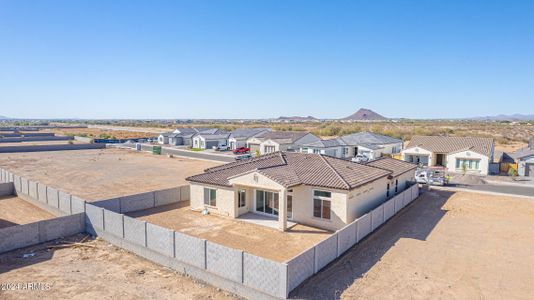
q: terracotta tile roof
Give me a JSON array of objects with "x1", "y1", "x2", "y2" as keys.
[
  {"x1": 187, "y1": 151, "x2": 391, "y2": 190},
  {"x1": 406, "y1": 136, "x2": 494, "y2": 157},
  {"x1": 364, "y1": 157, "x2": 417, "y2": 177}
]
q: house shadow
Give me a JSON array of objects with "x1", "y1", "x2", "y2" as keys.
[
  {"x1": 289, "y1": 189, "x2": 455, "y2": 300},
  {"x1": 0, "y1": 233, "x2": 90, "y2": 274}
]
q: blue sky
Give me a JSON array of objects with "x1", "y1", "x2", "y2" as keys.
[{"x1": 1, "y1": 0, "x2": 533, "y2": 119}]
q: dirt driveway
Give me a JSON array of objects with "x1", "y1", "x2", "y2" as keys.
[
  {"x1": 0, "y1": 234, "x2": 238, "y2": 300},
  {"x1": 291, "y1": 190, "x2": 534, "y2": 299}
]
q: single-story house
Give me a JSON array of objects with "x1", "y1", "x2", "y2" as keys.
[
  {"x1": 246, "y1": 131, "x2": 321, "y2": 155},
  {"x1": 192, "y1": 132, "x2": 231, "y2": 149},
  {"x1": 401, "y1": 135, "x2": 495, "y2": 175},
  {"x1": 227, "y1": 128, "x2": 271, "y2": 150},
  {"x1": 299, "y1": 138, "x2": 348, "y2": 158},
  {"x1": 186, "y1": 152, "x2": 417, "y2": 231},
  {"x1": 511, "y1": 137, "x2": 534, "y2": 177},
  {"x1": 299, "y1": 131, "x2": 403, "y2": 159},
  {"x1": 158, "y1": 128, "x2": 220, "y2": 146}
]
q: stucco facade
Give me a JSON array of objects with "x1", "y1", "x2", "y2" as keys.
[{"x1": 189, "y1": 170, "x2": 413, "y2": 231}]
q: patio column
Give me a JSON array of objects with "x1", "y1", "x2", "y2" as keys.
[{"x1": 278, "y1": 188, "x2": 287, "y2": 231}]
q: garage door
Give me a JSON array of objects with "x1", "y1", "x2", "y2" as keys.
[{"x1": 527, "y1": 163, "x2": 534, "y2": 177}]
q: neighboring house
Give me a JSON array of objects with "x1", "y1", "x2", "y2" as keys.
[
  {"x1": 186, "y1": 152, "x2": 417, "y2": 231},
  {"x1": 227, "y1": 128, "x2": 271, "y2": 150},
  {"x1": 192, "y1": 132, "x2": 231, "y2": 149},
  {"x1": 401, "y1": 136, "x2": 495, "y2": 175},
  {"x1": 511, "y1": 138, "x2": 534, "y2": 177},
  {"x1": 299, "y1": 138, "x2": 347, "y2": 158},
  {"x1": 158, "y1": 127, "x2": 220, "y2": 146},
  {"x1": 299, "y1": 131, "x2": 403, "y2": 159},
  {"x1": 246, "y1": 131, "x2": 321, "y2": 155}
]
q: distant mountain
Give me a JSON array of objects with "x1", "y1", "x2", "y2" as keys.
[
  {"x1": 341, "y1": 108, "x2": 387, "y2": 121},
  {"x1": 470, "y1": 114, "x2": 534, "y2": 121},
  {"x1": 0, "y1": 115, "x2": 8, "y2": 119},
  {"x1": 277, "y1": 115, "x2": 318, "y2": 121}
]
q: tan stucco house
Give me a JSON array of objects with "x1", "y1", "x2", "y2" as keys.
[
  {"x1": 401, "y1": 135, "x2": 494, "y2": 175},
  {"x1": 186, "y1": 152, "x2": 416, "y2": 231}
]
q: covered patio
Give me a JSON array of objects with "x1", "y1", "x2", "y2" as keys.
[{"x1": 237, "y1": 212, "x2": 297, "y2": 230}]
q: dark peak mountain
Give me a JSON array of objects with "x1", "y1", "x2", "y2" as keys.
[{"x1": 342, "y1": 108, "x2": 387, "y2": 121}]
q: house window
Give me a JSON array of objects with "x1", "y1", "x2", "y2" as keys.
[
  {"x1": 386, "y1": 183, "x2": 390, "y2": 198},
  {"x1": 313, "y1": 149, "x2": 321, "y2": 154},
  {"x1": 456, "y1": 159, "x2": 481, "y2": 170},
  {"x1": 313, "y1": 190, "x2": 331, "y2": 220},
  {"x1": 301, "y1": 147, "x2": 308, "y2": 153},
  {"x1": 287, "y1": 193, "x2": 293, "y2": 219},
  {"x1": 238, "y1": 189, "x2": 246, "y2": 208},
  {"x1": 204, "y1": 188, "x2": 216, "y2": 206},
  {"x1": 343, "y1": 147, "x2": 349, "y2": 157},
  {"x1": 264, "y1": 146, "x2": 276, "y2": 153},
  {"x1": 255, "y1": 190, "x2": 279, "y2": 216},
  {"x1": 395, "y1": 179, "x2": 399, "y2": 193}
]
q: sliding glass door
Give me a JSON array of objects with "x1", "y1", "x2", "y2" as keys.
[{"x1": 255, "y1": 190, "x2": 279, "y2": 216}]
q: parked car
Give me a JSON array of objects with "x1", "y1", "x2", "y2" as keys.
[
  {"x1": 415, "y1": 168, "x2": 448, "y2": 185},
  {"x1": 233, "y1": 147, "x2": 250, "y2": 154},
  {"x1": 214, "y1": 144, "x2": 230, "y2": 151},
  {"x1": 235, "y1": 154, "x2": 252, "y2": 161},
  {"x1": 351, "y1": 154, "x2": 370, "y2": 163}
]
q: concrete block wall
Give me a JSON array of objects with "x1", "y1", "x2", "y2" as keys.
[
  {"x1": 46, "y1": 187, "x2": 60, "y2": 209},
  {"x1": 0, "y1": 213, "x2": 85, "y2": 254},
  {"x1": 243, "y1": 253, "x2": 288, "y2": 299},
  {"x1": 371, "y1": 204, "x2": 385, "y2": 231},
  {"x1": 206, "y1": 241, "x2": 244, "y2": 283},
  {"x1": 384, "y1": 197, "x2": 395, "y2": 221},
  {"x1": 287, "y1": 247, "x2": 315, "y2": 292},
  {"x1": 123, "y1": 215, "x2": 147, "y2": 247},
  {"x1": 0, "y1": 182, "x2": 14, "y2": 196},
  {"x1": 174, "y1": 231, "x2": 206, "y2": 269},
  {"x1": 357, "y1": 213, "x2": 372, "y2": 242},
  {"x1": 314, "y1": 234, "x2": 338, "y2": 273},
  {"x1": 155, "y1": 187, "x2": 181, "y2": 206},
  {"x1": 146, "y1": 223, "x2": 174, "y2": 257},
  {"x1": 337, "y1": 221, "x2": 357, "y2": 256},
  {"x1": 120, "y1": 192, "x2": 155, "y2": 213}
]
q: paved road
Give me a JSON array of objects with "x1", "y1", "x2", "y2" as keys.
[{"x1": 450, "y1": 183, "x2": 534, "y2": 197}]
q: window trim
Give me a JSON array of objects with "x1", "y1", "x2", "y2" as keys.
[
  {"x1": 204, "y1": 187, "x2": 217, "y2": 207},
  {"x1": 238, "y1": 189, "x2": 246, "y2": 208},
  {"x1": 313, "y1": 189, "x2": 332, "y2": 220}
]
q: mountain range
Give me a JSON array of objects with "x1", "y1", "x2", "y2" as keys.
[{"x1": 468, "y1": 114, "x2": 534, "y2": 121}]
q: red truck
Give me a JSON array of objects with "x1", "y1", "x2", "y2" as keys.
[{"x1": 232, "y1": 147, "x2": 250, "y2": 154}]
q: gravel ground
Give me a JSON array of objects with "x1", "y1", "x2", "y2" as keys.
[{"x1": 291, "y1": 190, "x2": 534, "y2": 299}]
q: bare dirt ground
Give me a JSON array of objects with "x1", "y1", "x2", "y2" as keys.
[
  {"x1": 0, "y1": 149, "x2": 222, "y2": 201},
  {"x1": 0, "y1": 140, "x2": 86, "y2": 147},
  {"x1": 0, "y1": 234, "x2": 238, "y2": 300},
  {"x1": 495, "y1": 141, "x2": 527, "y2": 153},
  {"x1": 0, "y1": 196, "x2": 55, "y2": 229},
  {"x1": 127, "y1": 202, "x2": 331, "y2": 262},
  {"x1": 43, "y1": 128, "x2": 158, "y2": 139},
  {"x1": 291, "y1": 190, "x2": 534, "y2": 299}
]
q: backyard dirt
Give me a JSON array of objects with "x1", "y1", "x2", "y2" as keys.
[
  {"x1": 0, "y1": 149, "x2": 222, "y2": 201},
  {"x1": 127, "y1": 202, "x2": 331, "y2": 262},
  {"x1": 292, "y1": 190, "x2": 534, "y2": 299},
  {"x1": 0, "y1": 234, "x2": 238, "y2": 300},
  {"x1": 0, "y1": 196, "x2": 55, "y2": 229}
]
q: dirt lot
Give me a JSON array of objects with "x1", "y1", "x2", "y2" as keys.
[
  {"x1": 0, "y1": 196, "x2": 55, "y2": 229},
  {"x1": 292, "y1": 190, "x2": 534, "y2": 299},
  {"x1": 43, "y1": 128, "x2": 159, "y2": 139},
  {"x1": 0, "y1": 140, "x2": 87, "y2": 147},
  {"x1": 0, "y1": 149, "x2": 221, "y2": 201},
  {"x1": 127, "y1": 202, "x2": 331, "y2": 262},
  {"x1": 0, "y1": 234, "x2": 238, "y2": 300}
]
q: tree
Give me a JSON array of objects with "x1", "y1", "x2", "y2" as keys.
[
  {"x1": 462, "y1": 162, "x2": 467, "y2": 175},
  {"x1": 508, "y1": 167, "x2": 517, "y2": 181}
]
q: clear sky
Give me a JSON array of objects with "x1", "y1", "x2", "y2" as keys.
[{"x1": 1, "y1": 0, "x2": 533, "y2": 119}]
